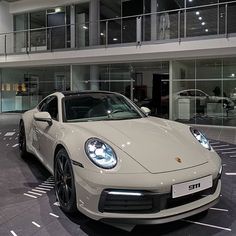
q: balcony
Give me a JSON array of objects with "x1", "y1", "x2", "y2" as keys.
[{"x1": 0, "y1": 1, "x2": 236, "y2": 56}]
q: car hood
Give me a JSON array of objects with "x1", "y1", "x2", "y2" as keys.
[{"x1": 69, "y1": 117, "x2": 208, "y2": 174}]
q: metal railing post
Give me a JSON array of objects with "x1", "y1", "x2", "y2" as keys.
[
  {"x1": 178, "y1": 10, "x2": 181, "y2": 43},
  {"x1": 105, "y1": 20, "x2": 108, "y2": 47},
  {"x1": 136, "y1": 16, "x2": 142, "y2": 46},
  {"x1": 225, "y1": 4, "x2": 228, "y2": 38},
  {"x1": 4, "y1": 34, "x2": 6, "y2": 56},
  {"x1": 49, "y1": 27, "x2": 52, "y2": 51},
  {"x1": 184, "y1": 1, "x2": 187, "y2": 38}
]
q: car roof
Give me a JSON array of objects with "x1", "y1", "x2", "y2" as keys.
[{"x1": 61, "y1": 91, "x2": 118, "y2": 97}]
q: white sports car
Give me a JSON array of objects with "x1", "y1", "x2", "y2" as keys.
[{"x1": 19, "y1": 91, "x2": 222, "y2": 229}]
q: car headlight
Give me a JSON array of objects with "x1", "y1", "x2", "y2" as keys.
[
  {"x1": 85, "y1": 138, "x2": 117, "y2": 169},
  {"x1": 190, "y1": 127, "x2": 211, "y2": 150}
]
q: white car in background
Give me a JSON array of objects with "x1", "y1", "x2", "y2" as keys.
[
  {"x1": 175, "y1": 89, "x2": 234, "y2": 110},
  {"x1": 19, "y1": 91, "x2": 222, "y2": 230}
]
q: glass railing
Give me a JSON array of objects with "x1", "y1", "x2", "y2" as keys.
[{"x1": 1, "y1": 1, "x2": 236, "y2": 55}]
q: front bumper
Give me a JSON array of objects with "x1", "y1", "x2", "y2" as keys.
[{"x1": 73, "y1": 163, "x2": 221, "y2": 224}]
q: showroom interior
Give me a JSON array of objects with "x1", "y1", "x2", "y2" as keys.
[{"x1": 0, "y1": 0, "x2": 236, "y2": 235}]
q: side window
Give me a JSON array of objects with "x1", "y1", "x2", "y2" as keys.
[
  {"x1": 38, "y1": 98, "x2": 49, "y2": 111},
  {"x1": 188, "y1": 91, "x2": 195, "y2": 96},
  {"x1": 41, "y1": 97, "x2": 59, "y2": 121},
  {"x1": 179, "y1": 91, "x2": 188, "y2": 96}
]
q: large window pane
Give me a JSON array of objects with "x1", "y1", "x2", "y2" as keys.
[
  {"x1": 186, "y1": 0, "x2": 218, "y2": 7},
  {"x1": 223, "y1": 58, "x2": 236, "y2": 126},
  {"x1": 132, "y1": 61, "x2": 169, "y2": 118},
  {"x1": 157, "y1": 0, "x2": 184, "y2": 11},
  {"x1": 196, "y1": 59, "x2": 223, "y2": 126},
  {"x1": 1, "y1": 66, "x2": 70, "y2": 112},
  {"x1": 100, "y1": 0, "x2": 121, "y2": 20},
  {"x1": 30, "y1": 11, "x2": 46, "y2": 52},
  {"x1": 172, "y1": 60, "x2": 196, "y2": 123},
  {"x1": 108, "y1": 20, "x2": 121, "y2": 44},
  {"x1": 122, "y1": 17, "x2": 136, "y2": 43},
  {"x1": 75, "y1": 3, "x2": 90, "y2": 48},
  {"x1": 186, "y1": 6, "x2": 217, "y2": 37},
  {"x1": 227, "y1": 2, "x2": 236, "y2": 34},
  {"x1": 14, "y1": 14, "x2": 28, "y2": 53},
  {"x1": 47, "y1": 7, "x2": 66, "y2": 50},
  {"x1": 172, "y1": 58, "x2": 236, "y2": 127},
  {"x1": 122, "y1": 0, "x2": 143, "y2": 17}
]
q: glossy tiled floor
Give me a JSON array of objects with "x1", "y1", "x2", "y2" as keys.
[{"x1": 0, "y1": 114, "x2": 235, "y2": 236}]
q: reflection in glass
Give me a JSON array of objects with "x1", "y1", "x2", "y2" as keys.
[
  {"x1": 122, "y1": 17, "x2": 136, "y2": 43},
  {"x1": 47, "y1": 7, "x2": 66, "y2": 50},
  {"x1": 75, "y1": 3, "x2": 90, "y2": 48},
  {"x1": 172, "y1": 59, "x2": 236, "y2": 127},
  {"x1": 30, "y1": 11, "x2": 46, "y2": 51},
  {"x1": 108, "y1": 20, "x2": 121, "y2": 44},
  {"x1": 186, "y1": 7, "x2": 217, "y2": 37},
  {"x1": 100, "y1": 0, "x2": 121, "y2": 20},
  {"x1": 14, "y1": 13, "x2": 28, "y2": 53},
  {"x1": 1, "y1": 66, "x2": 70, "y2": 112},
  {"x1": 227, "y1": 2, "x2": 236, "y2": 34}
]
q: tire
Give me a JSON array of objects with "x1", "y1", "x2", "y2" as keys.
[
  {"x1": 54, "y1": 148, "x2": 77, "y2": 213},
  {"x1": 19, "y1": 120, "x2": 28, "y2": 158}
]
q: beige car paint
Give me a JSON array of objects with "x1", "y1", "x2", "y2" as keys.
[{"x1": 21, "y1": 92, "x2": 222, "y2": 225}]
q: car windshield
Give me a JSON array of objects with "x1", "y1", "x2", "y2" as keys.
[{"x1": 64, "y1": 93, "x2": 144, "y2": 122}]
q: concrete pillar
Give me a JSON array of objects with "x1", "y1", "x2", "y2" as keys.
[
  {"x1": 151, "y1": 0, "x2": 158, "y2": 41},
  {"x1": 71, "y1": 65, "x2": 90, "y2": 91},
  {"x1": 90, "y1": 65, "x2": 99, "y2": 90},
  {"x1": 0, "y1": 1, "x2": 13, "y2": 54},
  {"x1": 89, "y1": 0, "x2": 100, "y2": 90},
  {"x1": 70, "y1": 5, "x2": 76, "y2": 48},
  {"x1": 89, "y1": 0, "x2": 100, "y2": 46}
]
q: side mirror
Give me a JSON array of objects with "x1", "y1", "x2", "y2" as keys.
[
  {"x1": 34, "y1": 112, "x2": 52, "y2": 126},
  {"x1": 141, "y1": 107, "x2": 151, "y2": 116}
]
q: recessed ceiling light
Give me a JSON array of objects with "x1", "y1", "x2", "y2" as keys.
[
  {"x1": 82, "y1": 26, "x2": 88, "y2": 30},
  {"x1": 100, "y1": 33, "x2": 104, "y2": 36},
  {"x1": 231, "y1": 73, "x2": 235, "y2": 77},
  {"x1": 205, "y1": 29, "x2": 208, "y2": 32},
  {"x1": 189, "y1": 0, "x2": 193, "y2": 2},
  {"x1": 196, "y1": 11, "x2": 200, "y2": 15},
  {"x1": 198, "y1": 17, "x2": 202, "y2": 20},
  {"x1": 113, "y1": 38, "x2": 118, "y2": 41},
  {"x1": 55, "y1": 8, "x2": 61, "y2": 13},
  {"x1": 201, "y1": 22, "x2": 206, "y2": 25}
]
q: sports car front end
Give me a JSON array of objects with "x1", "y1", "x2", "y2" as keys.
[{"x1": 68, "y1": 117, "x2": 221, "y2": 226}]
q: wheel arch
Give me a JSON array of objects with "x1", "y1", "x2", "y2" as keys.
[{"x1": 53, "y1": 143, "x2": 72, "y2": 173}]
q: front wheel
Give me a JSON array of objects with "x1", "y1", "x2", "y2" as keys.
[
  {"x1": 19, "y1": 121, "x2": 28, "y2": 158},
  {"x1": 54, "y1": 148, "x2": 77, "y2": 213}
]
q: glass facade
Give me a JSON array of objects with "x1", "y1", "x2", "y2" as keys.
[
  {"x1": 0, "y1": 66, "x2": 70, "y2": 112},
  {"x1": 0, "y1": 0, "x2": 236, "y2": 128},
  {"x1": 72, "y1": 61, "x2": 169, "y2": 120},
  {"x1": 172, "y1": 58, "x2": 236, "y2": 127},
  {"x1": 1, "y1": 58, "x2": 236, "y2": 127}
]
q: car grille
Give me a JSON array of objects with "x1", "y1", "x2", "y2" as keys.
[
  {"x1": 98, "y1": 175, "x2": 220, "y2": 214},
  {"x1": 99, "y1": 194, "x2": 154, "y2": 213}
]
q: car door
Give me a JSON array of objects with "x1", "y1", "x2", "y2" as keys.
[
  {"x1": 31, "y1": 97, "x2": 50, "y2": 158},
  {"x1": 35, "y1": 96, "x2": 60, "y2": 171}
]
